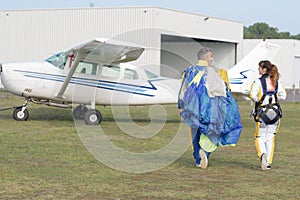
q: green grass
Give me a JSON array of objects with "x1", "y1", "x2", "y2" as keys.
[{"x1": 0, "y1": 92, "x2": 299, "y2": 199}]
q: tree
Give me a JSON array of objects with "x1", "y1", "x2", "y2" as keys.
[
  {"x1": 291, "y1": 34, "x2": 300, "y2": 40},
  {"x1": 244, "y1": 22, "x2": 299, "y2": 40}
]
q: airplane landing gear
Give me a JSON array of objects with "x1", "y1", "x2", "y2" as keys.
[
  {"x1": 13, "y1": 106, "x2": 29, "y2": 121},
  {"x1": 83, "y1": 109, "x2": 102, "y2": 125},
  {"x1": 73, "y1": 105, "x2": 102, "y2": 125},
  {"x1": 12, "y1": 100, "x2": 29, "y2": 121}
]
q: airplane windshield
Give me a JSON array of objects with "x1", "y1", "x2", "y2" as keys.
[
  {"x1": 145, "y1": 70, "x2": 159, "y2": 79},
  {"x1": 45, "y1": 52, "x2": 67, "y2": 69}
]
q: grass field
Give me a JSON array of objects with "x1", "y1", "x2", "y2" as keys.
[{"x1": 0, "y1": 91, "x2": 299, "y2": 199}]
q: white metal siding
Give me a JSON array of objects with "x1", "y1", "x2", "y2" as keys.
[
  {"x1": 154, "y1": 8, "x2": 242, "y2": 43},
  {"x1": 0, "y1": 8, "x2": 156, "y2": 62},
  {"x1": 0, "y1": 7, "x2": 243, "y2": 76}
]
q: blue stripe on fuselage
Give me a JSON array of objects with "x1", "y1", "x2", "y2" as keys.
[{"x1": 15, "y1": 70, "x2": 157, "y2": 97}]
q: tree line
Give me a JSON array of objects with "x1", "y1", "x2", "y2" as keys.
[{"x1": 244, "y1": 22, "x2": 300, "y2": 40}]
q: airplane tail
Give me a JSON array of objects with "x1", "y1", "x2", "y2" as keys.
[{"x1": 228, "y1": 40, "x2": 281, "y2": 95}]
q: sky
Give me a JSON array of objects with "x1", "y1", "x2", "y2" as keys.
[{"x1": 1, "y1": 0, "x2": 299, "y2": 35}]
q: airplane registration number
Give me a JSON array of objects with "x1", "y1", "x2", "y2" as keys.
[{"x1": 24, "y1": 88, "x2": 32, "y2": 93}]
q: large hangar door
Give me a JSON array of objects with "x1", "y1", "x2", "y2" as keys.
[{"x1": 160, "y1": 34, "x2": 236, "y2": 79}]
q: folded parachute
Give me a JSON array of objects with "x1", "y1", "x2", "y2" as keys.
[{"x1": 180, "y1": 65, "x2": 242, "y2": 150}]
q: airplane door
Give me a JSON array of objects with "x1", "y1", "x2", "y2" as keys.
[{"x1": 64, "y1": 61, "x2": 101, "y2": 104}]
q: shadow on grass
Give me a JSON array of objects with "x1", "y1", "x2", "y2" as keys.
[
  {"x1": 0, "y1": 106, "x2": 181, "y2": 124},
  {"x1": 174, "y1": 147, "x2": 261, "y2": 171}
]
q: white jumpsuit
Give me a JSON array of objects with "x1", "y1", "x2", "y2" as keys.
[{"x1": 250, "y1": 76, "x2": 286, "y2": 165}]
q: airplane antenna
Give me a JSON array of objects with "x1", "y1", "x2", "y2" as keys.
[{"x1": 89, "y1": 2, "x2": 95, "y2": 7}]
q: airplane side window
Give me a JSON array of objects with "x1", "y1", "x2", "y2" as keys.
[
  {"x1": 101, "y1": 65, "x2": 120, "y2": 78},
  {"x1": 124, "y1": 69, "x2": 138, "y2": 80},
  {"x1": 76, "y1": 61, "x2": 98, "y2": 75}
]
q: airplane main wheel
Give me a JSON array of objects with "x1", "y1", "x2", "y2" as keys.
[
  {"x1": 84, "y1": 109, "x2": 102, "y2": 125},
  {"x1": 73, "y1": 105, "x2": 88, "y2": 120},
  {"x1": 13, "y1": 107, "x2": 29, "y2": 121}
]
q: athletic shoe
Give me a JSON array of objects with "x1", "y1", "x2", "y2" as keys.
[
  {"x1": 267, "y1": 164, "x2": 272, "y2": 170},
  {"x1": 199, "y1": 149, "x2": 208, "y2": 169},
  {"x1": 261, "y1": 153, "x2": 267, "y2": 170}
]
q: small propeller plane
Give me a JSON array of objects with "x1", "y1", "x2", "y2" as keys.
[
  {"x1": 0, "y1": 38, "x2": 279, "y2": 124},
  {"x1": 0, "y1": 38, "x2": 181, "y2": 124}
]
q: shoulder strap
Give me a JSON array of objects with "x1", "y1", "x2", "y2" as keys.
[
  {"x1": 258, "y1": 74, "x2": 279, "y2": 104},
  {"x1": 258, "y1": 75, "x2": 267, "y2": 105}
]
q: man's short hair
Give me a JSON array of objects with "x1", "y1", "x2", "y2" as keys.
[{"x1": 197, "y1": 47, "x2": 212, "y2": 60}]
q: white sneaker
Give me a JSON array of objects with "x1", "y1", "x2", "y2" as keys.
[
  {"x1": 261, "y1": 153, "x2": 267, "y2": 170},
  {"x1": 199, "y1": 149, "x2": 208, "y2": 169}
]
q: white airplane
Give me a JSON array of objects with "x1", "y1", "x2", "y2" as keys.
[
  {"x1": 228, "y1": 40, "x2": 281, "y2": 98},
  {"x1": 0, "y1": 39, "x2": 279, "y2": 124},
  {"x1": 0, "y1": 38, "x2": 181, "y2": 124}
]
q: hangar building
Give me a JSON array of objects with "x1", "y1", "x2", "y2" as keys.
[
  {"x1": 244, "y1": 39, "x2": 300, "y2": 91},
  {"x1": 0, "y1": 7, "x2": 243, "y2": 80}
]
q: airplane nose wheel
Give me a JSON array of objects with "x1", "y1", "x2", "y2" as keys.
[
  {"x1": 83, "y1": 109, "x2": 102, "y2": 125},
  {"x1": 13, "y1": 107, "x2": 29, "y2": 121}
]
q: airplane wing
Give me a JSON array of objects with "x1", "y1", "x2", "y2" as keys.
[
  {"x1": 64, "y1": 38, "x2": 145, "y2": 63},
  {"x1": 56, "y1": 38, "x2": 144, "y2": 98}
]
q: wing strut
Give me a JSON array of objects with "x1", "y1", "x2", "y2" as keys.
[{"x1": 56, "y1": 52, "x2": 82, "y2": 98}]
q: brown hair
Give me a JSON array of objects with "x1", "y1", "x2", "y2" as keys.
[
  {"x1": 258, "y1": 60, "x2": 280, "y2": 85},
  {"x1": 270, "y1": 64, "x2": 280, "y2": 84}
]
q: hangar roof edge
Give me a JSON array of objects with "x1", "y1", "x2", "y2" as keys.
[{"x1": 0, "y1": 6, "x2": 243, "y2": 25}]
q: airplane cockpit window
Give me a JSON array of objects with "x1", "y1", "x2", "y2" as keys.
[
  {"x1": 145, "y1": 70, "x2": 159, "y2": 79},
  {"x1": 124, "y1": 68, "x2": 138, "y2": 80},
  {"x1": 75, "y1": 61, "x2": 98, "y2": 75},
  {"x1": 45, "y1": 52, "x2": 67, "y2": 69},
  {"x1": 101, "y1": 65, "x2": 120, "y2": 78}
]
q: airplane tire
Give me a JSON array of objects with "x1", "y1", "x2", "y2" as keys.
[
  {"x1": 13, "y1": 107, "x2": 29, "y2": 121},
  {"x1": 84, "y1": 109, "x2": 102, "y2": 125},
  {"x1": 73, "y1": 105, "x2": 88, "y2": 120}
]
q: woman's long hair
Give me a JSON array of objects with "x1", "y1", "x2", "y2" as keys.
[
  {"x1": 259, "y1": 60, "x2": 280, "y2": 85},
  {"x1": 270, "y1": 64, "x2": 280, "y2": 85}
]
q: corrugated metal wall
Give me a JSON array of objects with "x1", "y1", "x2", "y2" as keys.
[
  {"x1": 0, "y1": 7, "x2": 159, "y2": 69},
  {"x1": 0, "y1": 7, "x2": 243, "y2": 76}
]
